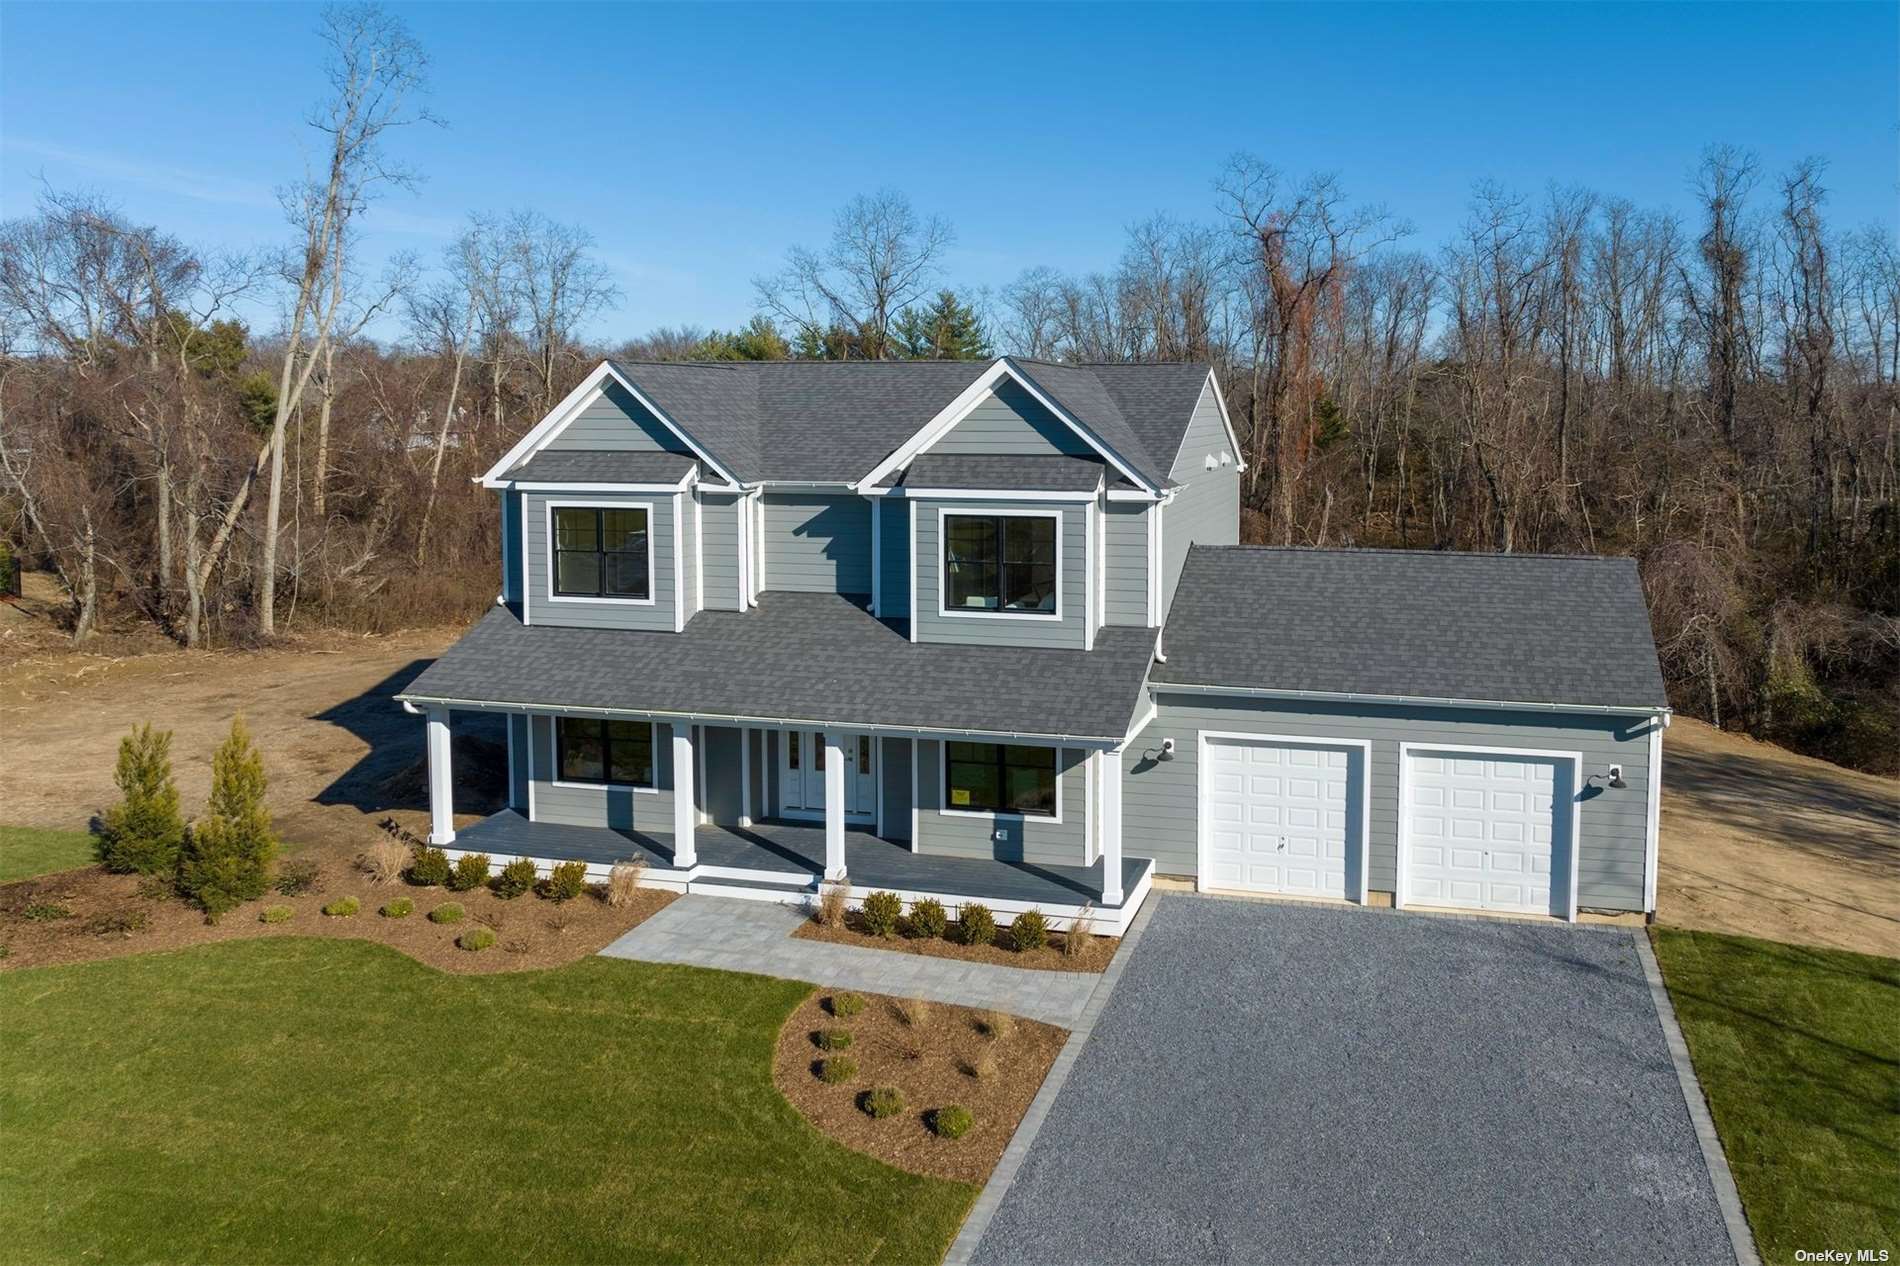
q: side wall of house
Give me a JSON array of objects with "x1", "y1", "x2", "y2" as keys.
[
  {"x1": 762, "y1": 492, "x2": 872, "y2": 595},
  {"x1": 912, "y1": 499, "x2": 1088, "y2": 649},
  {"x1": 912, "y1": 740, "x2": 1088, "y2": 864},
  {"x1": 1103, "y1": 501, "x2": 1151, "y2": 627},
  {"x1": 877, "y1": 498, "x2": 910, "y2": 617},
  {"x1": 699, "y1": 489, "x2": 742, "y2": 611},
  {"x1": 1160, "y1": 383, "x2": 1241, "y2": 614},
  {"x1": 522, "y1": 715, "x2": 677, "y2": 833}
]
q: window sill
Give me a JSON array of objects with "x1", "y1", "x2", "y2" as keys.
[
  {"x1": 549, "y1": 779, "x2": 661, "y2": 794},
  {"x1": 936, "y1": 607, "x2": 1061, "y2": 621},
  {"x1": 939, "y1": 807, "x2": 1062, "y2": 825}
]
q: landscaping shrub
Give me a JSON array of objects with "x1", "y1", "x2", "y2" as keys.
[
  {"x1": 539, "y1": 859, "x2": 587, "y2": 903},
  {"x1": 1061, "y1": 902, "x2": 1097, "y2": 958},
  {"x1": 491, "y1": 857, "x2": 537, "y2": 900},
  {"x1": 816, "y1": 1056, "x2": 857, "y2": 1085},
  {"x1": 958, "y1": 1047, "x2": 998, "y2": 1080},
  {"x1": 360, "y1": 837, "x2": 406, "y2": 885},
  {"x1": 977, "y1": 1010, "x2": 1014, "y2": 1041},
  {"x1": 893, "y1": 997, "x2": 931, "y2": 1027},
  {"x1": 23, "y1": 903, "x2": 71, "y2": 921},
  {"x1": 827, "y1": 992, "x2": 866, "y2": 1018},
  {"x1": 428, "y1": 902, "x2": 466, "y2": 924},
  {"x1": 814, "y1": 878, "x2": 849, "y2": 928},
  {"x1": 379, "y1": 897, "x2": 414, "y2": 919},
  {"x1": 1008, "y1": 907, "x2": 1049, "y2": 952},
  {"x1": 83, "y1": 910, "x2": 150, "y2": 936},
  {"x1": 274, "y1": 857, "x2": 321, "y2": 896},
  {"x1": 259, "y1": 905, "x2": 294, "y2": 924},
  {"x1": 407, "y1": 846, "x2": 451, "y2": 887},
  {"x1": 458, "y1": 926, "x2": 496, "y2": 951},
  {"x1": 907, "y1": 897, "x2": 947, "y2": 940},
  {"x1": 176, "y1": 718, "x2": 277, "y2": 918},
  {"x1": 321, "y1": 896, "x2": 360, "y2": 918},
  {"x1": 448, "y1": 852, "x2": 491, "y2": 893},
  {"x1": 860, "y1": 1086, "x2": 905, "y2": 1119},
  {"x1": 607, "y1": 858, "x2": 646, "y2": 907},
  {"x1": 860, "y1": 890, "x2": 902, "y2": 938},
  {"x1": 98, "y1": 723, "x2": 186, "y2": 875},
  {"x1": 930, "y1": 1105, "x2": 974, "y2": 1140},
  {"x1": 815, "y1": 1028, "x2": 853, "y2": 1051},
  {"x1": 958, "y1": 902, "x2": 996, "y2": 946}
]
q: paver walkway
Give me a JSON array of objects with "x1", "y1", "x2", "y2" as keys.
[{"x1": 598, "y1": 895, "x2": 1102, "y2": 1027}]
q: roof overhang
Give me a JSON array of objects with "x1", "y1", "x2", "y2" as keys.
[{"x1": 1148, "y1": 680, "x2": 1673, "y2": 719}]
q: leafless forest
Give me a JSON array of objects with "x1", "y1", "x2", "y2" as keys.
[{"x1": 2, "y1": 8, "x2": 1894, "y2": 772}]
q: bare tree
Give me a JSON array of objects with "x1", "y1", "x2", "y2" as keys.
[{"x1": 505, "y1": 210, "x2": 617, "y2": 414}]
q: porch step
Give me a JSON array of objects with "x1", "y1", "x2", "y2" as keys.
[
  {"x1": 693, "y1": 864, "x2": 818, "y2": 886},
  {"x1": 690, "y1": 876, "x2": 820, "y2": 906}
]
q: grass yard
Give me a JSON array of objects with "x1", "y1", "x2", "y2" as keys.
[
  {"x1": 0, "y1": 938, "x2": 975, "y2": 1265},
  {"x1": 0, "y1": 825, "x2": 96, "y2": 884},
  {"x1": 1653, "y1": 928, "x2": 1899, "y2": 1264}
]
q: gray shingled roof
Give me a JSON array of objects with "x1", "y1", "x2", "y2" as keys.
[
  {"x1": 1087, "y1": 363, "x2": 1222, "y2": 476},
  {"x1": 399, "y1": 592, "x2": 1157, "y2": 741},
  {"x1": 1153, "y1": 546, "x2": 1668, "y2": 710},
  {"x1": 506, "y1": 450, "x2": 698, "y2": 484},
  {"x1": 897, "y1": 454, "x2": 1107, "y2": 492}
]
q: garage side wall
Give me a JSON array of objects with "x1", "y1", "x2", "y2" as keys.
[{"x1": 1127, "y1": 694, "x2": 1655, "y2": 911}]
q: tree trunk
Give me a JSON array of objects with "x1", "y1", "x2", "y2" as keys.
[{"x1": 313, "y1": 341, "x2": 336, "y2": 520}]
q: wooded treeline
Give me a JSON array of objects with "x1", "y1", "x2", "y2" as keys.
[{"x1": 1, "y1": 7, "x2": 1893, "y2": 772}]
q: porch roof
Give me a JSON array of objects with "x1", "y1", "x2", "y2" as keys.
[{"x1": 399, "y1": 591, "x2": 1155, "y2": 743}]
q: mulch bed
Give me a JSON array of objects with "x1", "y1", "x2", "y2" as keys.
[
  {"x1": 792, "y1": 912, "x2": 1117, "y2": 973},
  {"x1": 773, "y1": 987, "x2": 1066, "y2": 1184},
  {"x1": 0, "y1": 853, "x2": 673, "y2": 975}
]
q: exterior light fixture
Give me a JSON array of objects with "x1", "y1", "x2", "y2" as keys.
[
  {"x1": 1607, "y1": 764, "x2": 1626, "y2": 790},
  {"x1": 1157, "y1": 738, "x2": 1177, "y2": 762}
]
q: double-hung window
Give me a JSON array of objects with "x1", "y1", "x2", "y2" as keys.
[
  {"x1": 552, "y1": 506, "x2": 650, "y2": 600},
  {"x1": 943, "y1": 513, "x2": 1058, "y2": 615},
  {"x1": 556, "y1": 717, "x2": 655, "y2": 788},
  {"x1": 944, "y1": 742, "x2": 1058, "y2": 817}
]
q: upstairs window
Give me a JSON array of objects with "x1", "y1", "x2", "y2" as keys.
[
  {"x1": 944, "y1": 742, "x2": 1058, "y2": 817},
  {"x1": 943, "y1": 514, "x2": 1058, "y2": 615},
  {"x1": 553, "y1": 506, "x2": 650, "y2": 600},
  {"x1": 556, "y1": 717, "x2": 655, "y2": 788}
]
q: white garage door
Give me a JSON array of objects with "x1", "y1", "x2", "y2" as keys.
[
  {"x1": 1203, "y1": 737, "x2": 1360, "y2": 897},
  {"x1": 1404, "y1": 750, "x2": 1571, "y2": 915}
]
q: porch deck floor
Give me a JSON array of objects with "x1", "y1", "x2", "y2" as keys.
[{"x1": 453, "y1": 809, "x2": 1148, "y2": 909}]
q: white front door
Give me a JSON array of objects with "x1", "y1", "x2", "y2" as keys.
[
  {"x1": 779, "y1": 730, "x2": 875, "y2": 820},
  {"x1": 1404, "y1": 750, "x2": 1568, "y2": 914},
  {"x1": 1202, "y1": 737, "x2": 1359, "y2": 897}
]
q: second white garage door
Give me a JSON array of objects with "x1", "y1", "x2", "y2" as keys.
[
  {"x1": 1203, "y1": 736, "x2": 1364, "y2": 898},
  {"x1": 1403, "y1": 748, "x2": 1575, "y2": 917}
]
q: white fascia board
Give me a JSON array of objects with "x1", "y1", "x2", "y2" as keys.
[
  {"x1": 1152, "y1": 680, "x2": 1674, "y2": 719},
  {"x1": 868, "y1": 487, "x2": 1100, "y2": 503},
  {"x1": 1199, "y1": 371, "x2": 1247, "y2": 472},
  {"x1": 509, "y1": 478, "x2": 692, "y2": 494},
  {"x1": 1104, "y1": 487, "x2": 1163, "y2": 502}
]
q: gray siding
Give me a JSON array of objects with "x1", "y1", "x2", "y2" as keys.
[
  {"x1": 681, "y1": 491, "x2": 699, "y2": 618},
  {"x1": 931, "y1": 378, "x2": 1094, "y2": 458},
  {"x1": 913, "y1": 740, "x2": 1087, "y2": 864},
  {"x1": 522, "y1": 490, "x2": 676, "y2": 631},
  {"x1": 877, "y1": 498, "x2": 909, "y2": 617},
  {"x1": 546, "y1": 380, "x2": 692, "y2": 453},
  {"x1": 501, "y1": 490, "x2": 524, "y2": 611},
  {"x1": 880, "y1": 736, "x2": 913, "y2": 841},
  {"x1": 524, "y1": 715, "x2": 676, "y2": 833},
  {"x1": 1125, "y1": 694, "x2": 1654, "y2": 911},
  {"x1": 912, "y1": 500, "x2": 1088, "y2": 649},
  {"x1": 699, "y1": 490, "x2": 743, "y2": 611},
  {"x1": 1104, "y1": 501, "x2": 1151, "y2": 627},
  {"x1": 701, "y1": 724, "x2": 743, "y2": 825},
  {"x1": 1161, "y1": 383, "x2": 1240, "y2": 614},
  {"x1": 507, "y1": 714, "x2": 531, "y2": 809},
  {"x1": 762, "y1": 492, "x2": 872, "y2": 595}
]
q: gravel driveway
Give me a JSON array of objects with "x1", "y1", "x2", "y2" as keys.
[{"x1": 970, "y1": 894, "x2": 1734, "y2": 1266}]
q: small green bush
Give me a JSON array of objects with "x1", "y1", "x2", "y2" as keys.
[
  {"x1": 274, "y1": 857, "x2": 321, "y2": 896},
  {"x1": 259, "y1": 905, "x2": 294, "y2": 924},
  {"x1": 83, "y1": 910, "x2": 150, "y2": 936},
  {"x1": 176, "y1": 717, "x2": 278, "y2": 917},
  {"x1": 958, "y1": 903, "x2": 997, "y2": 946},
  {"x1": 860, "y1": 890, "x2": 902, "y2": 937},
  {"x1": 907, "y1": 897, "x2": 947, "y2": 940},
  {"x1": 860, "y1": 1086, "x2": 905, "y2": 1119},
  {"x1": 816, "y1": 1056, "x2": 857, "y2": 1085},
  {"x1": 407, "y1": 846, "x2": 451, "y2": 887},
  {"x1": 458, "y1": 926, "x2": 496, "y2": 952},
  {"x1": 815, "y1": 1028, "x2": 854, "y2": 1051},
  {"x1": 827, "y1": 992, "x2": 866, "y2": 1018},
  {"x1": 321, "y1": 896, "x2": 360, "y2": 918},
  {"x1": 540, "y1": 859, "x2": 587, "y2": 903},
  {"x1": 97, "y1": 723, "x2": 186, "y2": 875},
  {"x1": 448, "y1": 852, "x2": 491, "y2": 893},
  {"x1": 1008, "y1": 907, "x2": 1049, "y2": 952},
  {"x1": 379, "y1": 897, "x2": 414, "y2": 919},
  {"x1": 491, "y1": 856, "x2": 537, "y2": 899},
  {"x1": 23, "y1": 903, "x2": 72, "y2": 921},
  {"x1": 428, "y1": 902, "x2": 465, "y2": 924},
  {"x1": 930, "y1": 1105, "x2": 974, "y2": 1139}
]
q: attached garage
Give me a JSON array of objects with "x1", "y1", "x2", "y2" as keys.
[
  {"x1": 1200, "y1": 734, "x2": 1367, "y2": 900},
  {"x1": 1399, "y1": 746, "x2": 1580, "y2": 919}
]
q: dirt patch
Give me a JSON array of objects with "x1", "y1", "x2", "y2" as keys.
[
  {"x1": 773, "y1": 987, "x2": 1065, "y2": 1184},
  {"x1": 793, "y1": 913, "x2": 1115, "y2": 973},
  {"x1": 1660, "y1": 717, "x2": 1900, "y2": 959},
  {"x1": 0, "y1": 852, "x2": 674, "y2": 975}
]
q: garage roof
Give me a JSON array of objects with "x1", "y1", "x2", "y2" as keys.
[{"x1": 1153, "y1": 546, "x2": 1669, "y2": 712}]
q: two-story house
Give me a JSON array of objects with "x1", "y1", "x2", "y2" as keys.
[{"x1": 398, "y1": 357, "x2": 1670, "y2": 932}]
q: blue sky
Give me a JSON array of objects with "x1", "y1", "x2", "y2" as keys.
[{"x1": 3, "y1": 1, "x2": 1894, "y2": 343}]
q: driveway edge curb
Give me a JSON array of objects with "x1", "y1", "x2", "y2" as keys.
[
  {"x1": 942, "y1": 896, "x2": 1162, "y2": 1266},
  {"x1": 1635, "y1": 930, "x2": 1760, "y2": 1266}
]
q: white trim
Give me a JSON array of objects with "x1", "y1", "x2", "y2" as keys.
[
  {"x1": 1083, "y1": 499, "x2": 1096, "y2": 651},
  {"x1": 543, "y1": 499, "x2": 658, "y2": 607},
  {"x1": 1396, "y1": 741, "x2": 1584, "y2": 922},
  {"x1": 908, "y1": 739, "x2": 920, "y2": 852},
  {"x1": 693, "y1": 491, "x2": 703, "y2": 614},
  {"x1": 1084, "y1": 748, "x2": 1099, "y2": 865},
  {"x1": 1098, "y1": 743, "x2": 1124, "y2": 904},
  {"x1": 672, "y1": 726, "x2": 698, "y2": 867},
  {"x1": 866, "y1": 487, "x2": 1100, "y2": 503},
  {"x1": 740, "y1": 725, "x2": 754, "y2": 827},
  {"x1": 1146, "y1": 501, "x2": 1161, "y2": 625},
  {"x1": 870, "y1": 497, "x2": 882, "y2": 616},
  {"x1": 735, "y1": 495, "x2": 750, "y2": 607},
  {"x1": 510, "y1": 479, "x2": 690, "y2": 494},
  {"x1": 751, "y1": 489, "x2": 766, "y2": 599},
  {"x1": 1183, "y1": 371, "x2": 1247, "y2": 475},
  {"x1": 1644, "y1": 718, "x2": 1663, "y2": 914},
  {"x1": 822, "y1": 729, "x2": 848, "y2": 881},
  {"x1": 671, "y1": 491, "x2": 685, "y2": 631},
  {"x1": 1195, "y1": 731, "x2": 1373, "y2": 905},
  {"x1": 547, "y1": 715, "x2": 661, "y2": 794},
  {"x1": 695, "y1": 724, "x2": 709, "y2": 826},
  {"x1": 521, "y1": 496, "x2": 532, "y2": 626},
  {"x1": 1154, "y1": 681, "x2": 1673, "y2": 720},
  {"x1": 933, "y1": 506, "x2": 1065, "y2": 623},
  {"x1": 1124, "y1": 694, "x2": 1158, "y2": 743},
  {"x1": 525, "y1": 715, "x2": 537, "y2": 820},
  {"x1": 906, "y1": 498, "x2": 918, "y2": 642},
  {"x1": 425, "y1": 708, "x2": 455, "y2": 846},
  {"x1": 1093, "y1": 496, "x2": 1105, "y2": 635},
  {"x1": 936, "y1": 739, "x2": 1066, "y2": 824},
  {"x1": 1105, "y1": 487, "x2": 1162, "y2": 502}
]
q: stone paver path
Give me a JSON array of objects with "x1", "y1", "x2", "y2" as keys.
[{"x1": 598, "y1": 895, "x2": 1101, "y2": 1027}]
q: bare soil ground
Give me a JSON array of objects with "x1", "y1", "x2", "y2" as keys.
[
  {"x1": 795, "y1": 911, "x2": 1117, "y2": 972},
  {"x1": 1660, "y1": 717, "x2": 1899, "y2": 959},
  {"x1": 773, "y1": 987, "x2": 1065, "y2": 1184}
]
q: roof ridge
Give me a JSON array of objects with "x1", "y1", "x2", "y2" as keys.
[{"x1": 1190, "y1": 544, "x2": 1635, "y2": 564}]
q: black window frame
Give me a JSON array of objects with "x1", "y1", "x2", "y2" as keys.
[
  {"x1": 941, "y1": 512, "x2": 1059, "y2": 617},
  {"x1": 555, "y1": 717, "x2": 656, "y2": 789},
  {"x1": 551, "y1": 504, "x2": 652, "y2": 601},
  {"x1": 943, "y1": 742, "x2": 1059, "y2": 818}
]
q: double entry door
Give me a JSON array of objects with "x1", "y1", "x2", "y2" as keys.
[{"x1": 780, "y1": 730, "x2": 876, "y2": 821}]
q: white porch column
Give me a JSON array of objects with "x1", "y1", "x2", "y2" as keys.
[
  {"x1": 672, "y1": 725, "x2": 698, "y2": 868},
  {"x1": 822, "y1": 728, "x2": 847, "y2": 880},
  {"x1": 425, "y1": 708, "x2": 455, "y2": 846},
  {"x1": 1099, "y1": 744, "x2": 1124, "y2": 905}
]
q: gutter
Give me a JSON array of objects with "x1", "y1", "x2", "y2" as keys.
[{"x1": 1149, "y1": 680, "x2": 1674, "y2": 719}]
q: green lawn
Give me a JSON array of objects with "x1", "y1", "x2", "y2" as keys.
[
  {"x1": 1653, "y1": 928, "x2": 1899, "y2": 1265},
  {"x1": 0, "y1": 824, "x2": 97, "y2": 883},
  {"x1": 0, "y1": 938, "x2": 974, "y2": 1265}
]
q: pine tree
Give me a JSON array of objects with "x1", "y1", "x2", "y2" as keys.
[
  {"x1": 98, "y1": 724, "x2": 186, "y2": 874},
  {"x1": 178, "y1": 717, "x2": 278, "y2": 917},
  {"x1": 894, "y1": 290, "x2": 991, "y2": 360}
]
